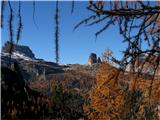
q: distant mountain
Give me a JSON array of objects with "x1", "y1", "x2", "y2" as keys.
[
  {"x1": 2, "y1": 41, "x2": 35, "y2": 59},
  {"x1": 1, "y1": 41, "x2": 66, "y2": 81}
]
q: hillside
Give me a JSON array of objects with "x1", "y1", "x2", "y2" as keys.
[
  {"x1": 1, "y1": 42, "x2": 160, "y2": 119},
  {"x1": 1, "y1": 42, "x2": 100, "y2": 119}
]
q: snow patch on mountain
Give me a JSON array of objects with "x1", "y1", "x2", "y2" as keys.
[{"x1": 1, "y1": 51, "x2": 35, "y2": 61}]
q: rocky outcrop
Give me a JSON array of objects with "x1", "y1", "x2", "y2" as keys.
[
  {"x1": 97, "y1": 57, "x2": 102, "y2": 63},
  {"x1": 88, "y1": 53, "x2": 102, "y2": 65},
  {"x1": 88, "y1": 53, "x2": 97, "y2": 65},
  {"x1": 2, "y1": 41, "x2": 35, "y2": 59}
]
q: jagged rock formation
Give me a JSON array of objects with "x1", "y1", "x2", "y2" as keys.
[
  {"x1": 97, "y1": 57, "x2": 102, "y2": 63},
  {"x1": 88, "y1": 53, "x2": 97, "y2": 65},
  {"x1": 2, "y1": 41, "x2": 35, "y2": 59},
  {"x1": 88, "y1": 53, "x2": 102, "y2": 65}
]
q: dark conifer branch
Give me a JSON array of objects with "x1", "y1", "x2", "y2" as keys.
[
  {"x1": 33, "y1": 1, "x2": 38, "y2": 29},
  {"x1": 71, "y1": 0, "x2": 74, "y2": 14},
  {"x1": 1, "y1": 1, "x2": 5, "y2": 28},
  {"x1": 74, "y1": 15, "x2": 97, "y2": 31},
  {"x1": 16, "y1": 1, "x2": 23, "y2": 45},
  {"x1": 54, "y1": 0, "x2": 60, "y2": 63},
  {"x1": 8, "y1": 1, "x2": 14, "y2": 67},
  {"x1": 8, "y1": 1, "x2": 14, "y2": 55}
]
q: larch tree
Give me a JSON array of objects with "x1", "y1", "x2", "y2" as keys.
[{"x1": 77, "y1": 1, "x2": 160, "y2": 119}]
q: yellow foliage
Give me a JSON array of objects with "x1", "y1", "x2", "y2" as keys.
[{"x1": 84, "y1": 62, "x2": 160, "y2": 119}]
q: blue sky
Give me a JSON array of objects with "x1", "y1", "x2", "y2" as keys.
[{"x1": 1, "y1": 1, "x2": 127, "y2": 64}]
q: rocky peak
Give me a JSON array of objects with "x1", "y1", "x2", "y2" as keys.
[
  {"x1": 97, "y1": 57, "x2": 102, "y2": 63},
  {"x1": 2, "y1": 41, "x2": 35, "y2": 59},
  {"x1": 88, "y1": 53, "x2": 97, "y2": 65}
]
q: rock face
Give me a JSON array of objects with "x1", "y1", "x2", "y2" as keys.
[
  {"x1": 2, "y1": 41, "x2": 35, "y2": 59},
  {"x1": 88, "y1": 53, "x2": 97, "y2": 65},
  {"x1": 97, "y1": 57, "x2": 102, "y2": 63}
]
